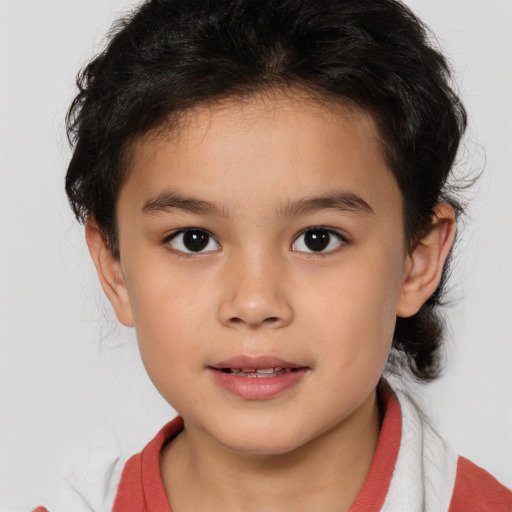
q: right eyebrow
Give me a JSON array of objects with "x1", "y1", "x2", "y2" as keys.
[
  {"x1": 277, "y1": 191, "x2": 374, "y2": 218},
  {"x1": 141, "y1": 191, "x2": 232, "y2": 217}
]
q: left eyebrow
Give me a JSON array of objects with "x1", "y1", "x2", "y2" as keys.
[
  {"x1": 277, "y1": 191, "x2": 374, "y2": 218},
  {"x1": 142, "y1": 191, "x2": 231, "y2": 217}
]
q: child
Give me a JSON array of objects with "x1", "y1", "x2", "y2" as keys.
[{"x1": 33, "y1": 0, "x2": 511, "y2": 510}]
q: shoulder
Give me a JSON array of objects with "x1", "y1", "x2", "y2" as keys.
[
  {"x1": 448, "y1": 456, "x2": 512, "y2": 512},
  {"x1": 31, "y1": 418, "x2": 182, "y2": 512},
  {"x1": 385, "y1": 384, "x2": 511, "y2": 512}
]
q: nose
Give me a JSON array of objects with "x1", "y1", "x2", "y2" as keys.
[{"x1": 217, "y1": 253, "x2": 294, "y2": 330}]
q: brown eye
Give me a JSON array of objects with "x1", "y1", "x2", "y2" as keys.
[
  {"x1": 292, "y1": 228, "x2": 345, "y2": 253},
  {"x1": 304, "y1": 229, "x2": 330, "y2": 251},
  {"x1": 168, "y1": 229, "x2": 220, "y2": 253}
]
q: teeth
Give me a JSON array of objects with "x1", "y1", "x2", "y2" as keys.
[{"x1": 226, "y1": 367, "x2": 295, "y2": 377}]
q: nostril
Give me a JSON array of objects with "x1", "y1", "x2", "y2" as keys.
[
  {"x1": 228, "y1": 316, "x2": 281, "y2": 327},
  {"x1": 219, "y1": 296, "x2": 294, "y2": 329}
]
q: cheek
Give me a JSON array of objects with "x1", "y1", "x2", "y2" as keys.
[
  {"x1": 126, "y1": 266, "x2": 211, "y2": 387},
  {"x1": 302, "y1": 249, "x2": 402, "y2": 369},
  {"x1": 299, "y1": 267, "x2": 398, "y2": 423},
  {"x1": 127, "y1": 251, "x2": 206, "y2": 331}
]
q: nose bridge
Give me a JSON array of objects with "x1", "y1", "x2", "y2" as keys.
[{"x1": 217, "y1": 246, "x2": 293, "y2": 329}]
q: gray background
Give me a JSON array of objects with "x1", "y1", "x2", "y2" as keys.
[{"x1": 1, "y1": 0, "x2": 511, "y2": 508}]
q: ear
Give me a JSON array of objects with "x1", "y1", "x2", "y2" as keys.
[
  {"x1": 85, "y1": 220, "x2": 135, "y2": 327},
  {"x1": 396, "y1": 203, "x2": 456, "y2": 318}
]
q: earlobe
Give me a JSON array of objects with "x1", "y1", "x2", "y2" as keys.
[
  {"x1": 396, "y1": 203, "x2": 456, "y2": 318},
  {"x1": 85, "y1": 221, "x2": 135, "y2": 327}
]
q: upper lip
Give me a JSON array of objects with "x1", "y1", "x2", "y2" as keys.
[{"x1": 210, "y1": 355, "x2": 305, "y2": 370}]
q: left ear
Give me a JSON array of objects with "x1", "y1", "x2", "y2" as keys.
[{"x1": 397, "y1": 203, "x2": 456, "y2": 318}]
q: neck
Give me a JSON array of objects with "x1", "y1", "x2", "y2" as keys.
[{"x1": 161, "y1": 391, "x2": 380, "y2": 512}]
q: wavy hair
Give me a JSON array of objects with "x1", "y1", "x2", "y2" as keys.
[{"x1": 66, "y1": 0, "x2": 467, "y2": 381}]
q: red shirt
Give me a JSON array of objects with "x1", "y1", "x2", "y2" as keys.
[
  {"x1": 33, "y1": 389, "x2": 512, "y2": 511},
  {"x1": 111, "y1": 390, "x2": 512, "y2": 511}
]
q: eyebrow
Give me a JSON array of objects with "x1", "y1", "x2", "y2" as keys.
[
  {"x1": 277, "y1": 191, "x2": 374, "y2": 218},
  {"x1": 142, "y1": 191, "x2": 231, "y2": 217},
  {"x1": 142, "y1": 190, "x2": 374, "y2": 217}
]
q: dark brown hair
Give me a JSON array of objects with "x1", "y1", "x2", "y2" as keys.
[{"x1": 65, "y1": 0, "x2": 467, "y2": 381}]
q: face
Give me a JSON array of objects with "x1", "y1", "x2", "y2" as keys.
[{"x1": 112, "y1": 92, "x2": 410, "y2": 454}]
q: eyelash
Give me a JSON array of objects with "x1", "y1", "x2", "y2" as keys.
[
  {"x1": 164, "y1": 228, "x2": 220, "y2": 255},
  {"x1": 292, "y1": 227, "x2": 347, "y2": 254},
  {"x1": 163, "y1": 227, "x2": 348, "y2": 255}
]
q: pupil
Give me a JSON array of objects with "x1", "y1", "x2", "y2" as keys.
[
  {"x1": 183, "y1": 230, "x2": 209, "y2": 251},
  {"x1": 305, "y1": 229, "x2": 330, "y2": 252}
]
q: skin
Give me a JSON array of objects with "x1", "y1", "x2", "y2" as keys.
[{"x1": 87, "y1": 90, "x2": 456, "y2": 512}]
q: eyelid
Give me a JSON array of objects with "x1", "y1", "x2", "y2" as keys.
[
  {"x1": 291, "y1": 227, "x2": 348, "y2": 254},
  {"x1": 164, "y1": 228, "x2": 220, "y2": 254},
  {"x1": 162, "y1": 226, "x2": 347, "y2": 255}
]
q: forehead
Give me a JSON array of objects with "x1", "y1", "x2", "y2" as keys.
[{"x1": 119, "y1": 91, "x2": 402, "y2": 221}]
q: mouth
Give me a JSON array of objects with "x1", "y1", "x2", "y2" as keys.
[
  {"x1": 218, "y1": 367, "x2": 303, "y2": 378},
  {"x1": 210, "y1": 355, "x2": 307, "y2": 376},
  {"x1": 208, "y1": 356, "x2": 309, "y2": 399}
]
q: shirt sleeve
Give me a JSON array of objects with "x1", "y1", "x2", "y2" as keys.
[{"x1": 448, "y1": 456, "x2": 512, "y2": 512}]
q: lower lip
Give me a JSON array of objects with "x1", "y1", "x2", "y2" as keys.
[{"x1": 208, "y1": 368, "x2": 308, "y2": 400}]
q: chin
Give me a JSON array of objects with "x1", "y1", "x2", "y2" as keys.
[
  {"x1": 225, "y1": 439, "x2": 302, "y2": 456},
  {"x1": 214, "y1": 424, "x2": 308, "y2": 456}
]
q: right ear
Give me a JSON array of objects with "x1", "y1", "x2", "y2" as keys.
[{"x1": 85, "y1": 220, "x2": 135, "y2": 327}]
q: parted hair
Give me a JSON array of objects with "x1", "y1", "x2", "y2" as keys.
[{"x1": 65, "y1": 0, "x2": 467, "y2": 381}]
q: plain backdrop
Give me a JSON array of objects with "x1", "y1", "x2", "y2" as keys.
[{"x1": 0, "y1": 0, "x2": 511, "y2": 509}]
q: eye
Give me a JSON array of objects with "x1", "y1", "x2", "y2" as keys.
[
  {"x1": 167, "y1": 229, "x2": 220, "y2": 254},
  {"x1": 292, "y1": 227, "x2": 346, "y2": 253}
]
